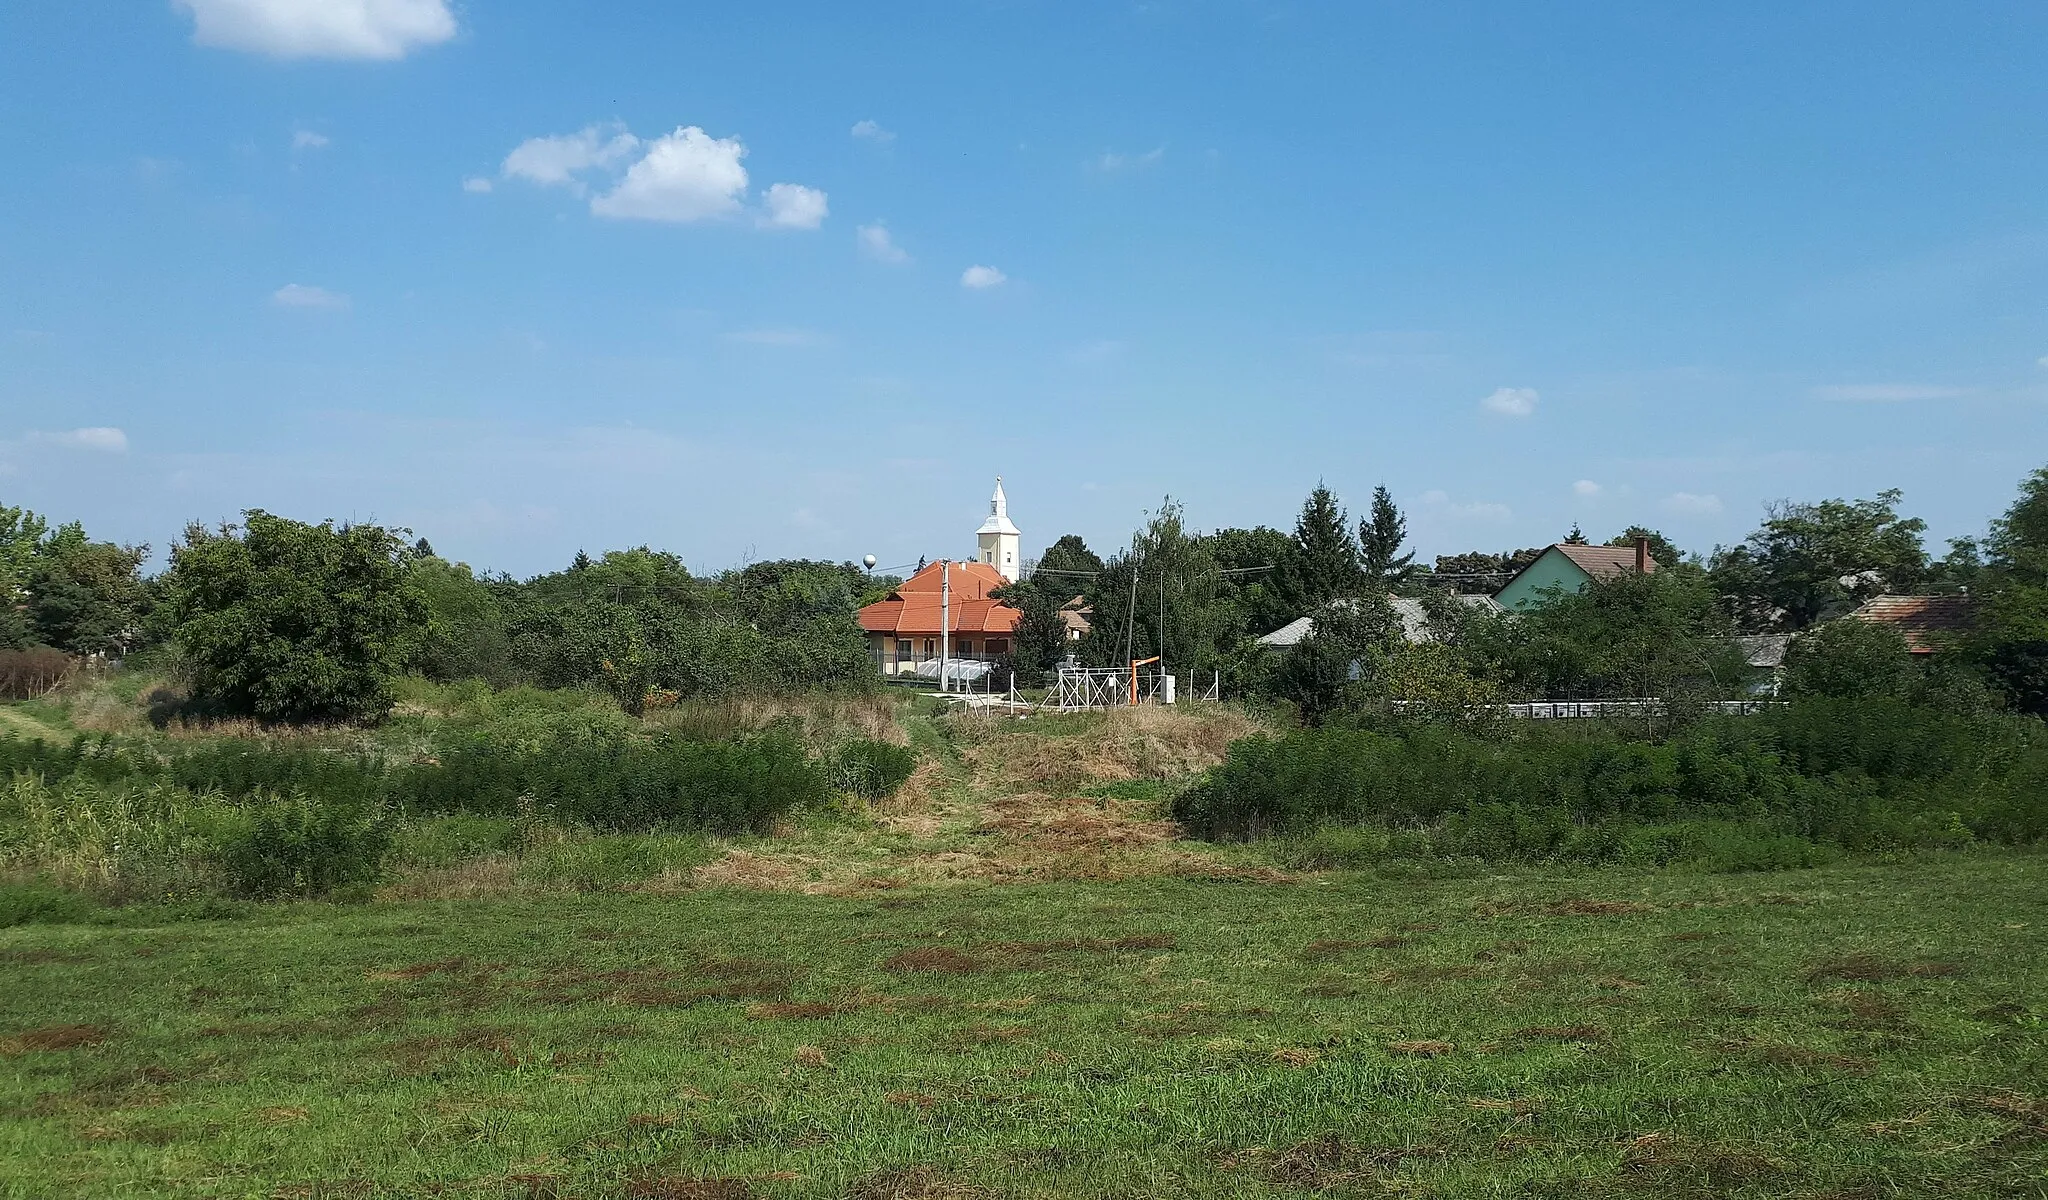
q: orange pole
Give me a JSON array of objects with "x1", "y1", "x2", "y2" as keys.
[{"x1": 1128, "y1": 656, "x2": 1160, "y2": 706}]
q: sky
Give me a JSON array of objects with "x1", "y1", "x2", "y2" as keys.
[{"x1": 3, "y1": 1, "x2": 2047, "y2": 579}]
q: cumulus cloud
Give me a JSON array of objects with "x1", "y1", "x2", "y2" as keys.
[
  {"x1": 175, "y1": 0, "x2": 456, "y2": 60},
  {"x1": 960, "y1": 265, "x2": 1007, "y2": 289},
  {"x1": 1812, "y1": 383, "x2": 1966, "y2": 402},
  {"x1": 31, "y1": 427, "x2": 128, "y2": 453},
  {"x1": 759, "y1": 182, "x2": 828, "y2": 230},
  {"x1": 291, "y1": 129, "x2": 329, "y2": 150},
  {"x1": 500, "y1": 122, "x2": 825, "y2": 230},
  {"x1": 502, "y1": 124, "x2": 641, "y2": 189},
  {"x1": 1573, "y1": 479, "x2": 1601, "y2": 497},
  {"x1": 857, "y1": 222, "x2": 909, "y2": 264},
  {"x1": 590, "y1": 126, "x2": 750, "y2": 222},
  {"x1": 1481, "y1": 386, "x2": 1539, "y2": 417},
  {"x1": 1096, "y1": 146, "x2": 1165, "y2": 171},
  {"x1": 850, "y1": 119, "x2": 894, "y2": 143},
  {"x1": 461, "y1": 176, "x2": 493, "y2": 193},
  {"x1": 271, "y1": 283, "x2": 349, "y2": 310},
  {"x1": 1664, "y1": 492, "x2": 1723, "y2": 514}
]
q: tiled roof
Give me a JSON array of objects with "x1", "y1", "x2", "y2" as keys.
[
  {"x1": 1724, "y1": 633, "x2": 1793, "y2": 669},
  {"x1": 1845, "y1": 594, "x2": 1977, "y2": 653},
  {"x1": 857, "y1": 560, "x2": 1023, "y2": 636},
  {"x1": 1553, "y1": 543, "x2": 1657, "y2": 579},
  {"x1": 1258, "y1": 593, "x2": 1505, "y2": 648}
]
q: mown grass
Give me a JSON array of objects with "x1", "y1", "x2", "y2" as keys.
[{"x1": 2, "y1": 854, "x2": 2045, "y2": 1198}]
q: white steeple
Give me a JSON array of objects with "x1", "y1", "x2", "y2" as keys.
[{"x1": 975, "y1": 476, "x2": 1021, "y2": 580}]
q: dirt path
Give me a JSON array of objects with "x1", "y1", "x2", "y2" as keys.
[{"x1": 686, "y1": 704, "x2": 1284, "y2": 895}]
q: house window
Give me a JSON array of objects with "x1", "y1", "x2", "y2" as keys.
[
  {"x1": 958, "y1": 640, "x2": 974, "y2": 655},
  {"x1": 896, "y1": 639, "x2": 911, "y2": 659},
  {"x1": 985, "y1": 638, "x2": 1009, "y2": 655},
  {"x1": 923, "y1": 639, "x2": 935, "y2": 657}
]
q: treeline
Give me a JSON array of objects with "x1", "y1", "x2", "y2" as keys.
[
  {"x1": 0, "y1": 505, "x2": 893, "y2": 723},
  {"x1": 1000, "y1": 468, "x2": 2048, "y2": 720}
]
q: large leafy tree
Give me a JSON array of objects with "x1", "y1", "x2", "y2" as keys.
[
  {"x1": 1358, "y1": 486, "x2": 1416, "y2": 591},
  {"x1": 1971, "y1": 466, "x2": 2048, "y2": 714},
  {"x1": 1283, "y1": 484, "x2": 1362, "y2": 611},
  {"x1": 1710, "y1": 490, "x2": 1928, "y2": 630},
  {"x1": 1603, "y1": 526, "x2": 1683, "y2": 570},
  {"x1": 162, "y1": 511, "x2": 428, "y2": 724},
  {"x1": 409, "y1": 554, "x2": 512, "y2": 685},
  {"x1": 28, "y1": 532, "x2": 152, "y2": 656},
  {"x1": 1467, "y1": 569, "x2": 1741, "y2": 701},
  {"x1": 1207, "y1": 525, "x2": 1296, "y2": 642},
  {"x1": 0, "y1": 504, "x2": 51, "y2": 649},
  {"x1": 1083, "y1": 499, "x2": 1227, "y2": 672}
]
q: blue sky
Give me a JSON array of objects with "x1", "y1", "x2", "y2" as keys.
[{"x1": 3, "y1": 1, "x2": 2047, "y2": 578}]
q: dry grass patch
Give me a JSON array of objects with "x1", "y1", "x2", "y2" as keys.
[
  {"x1": 2, "y1": 1024, "x2": 110, "y2": 1055},
  {"x1": 846, "y1": 1165, "x2": 989, "y2": 1200}
]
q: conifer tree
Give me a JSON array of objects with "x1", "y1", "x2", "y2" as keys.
[
  {"x1": 1285, "y1": 484, "x2": 1362, "y2": 609},
  {"x1": 1358, "y1": 485, "x2": 1415, "y2": 590}
]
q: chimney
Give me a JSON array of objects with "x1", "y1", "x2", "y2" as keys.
[{"x1": 1633, "y1": 535, "x2": 1651, "y2": 575}]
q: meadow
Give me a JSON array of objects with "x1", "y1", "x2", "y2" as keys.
[{"x1": 1, "y1": 685, "x2": 2045, "y2": 1198}]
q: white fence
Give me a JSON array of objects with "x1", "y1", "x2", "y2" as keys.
[{"x1": 1395, "y1": 698, "x2": 1778, "y2": 720}]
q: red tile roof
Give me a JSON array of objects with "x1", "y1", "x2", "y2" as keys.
[
  {"x1": 1845, "y1": 594, "x2": 1977, "y2": 653},
  {"x1": 857, "y1": 560, "x2": 1023, "y2": 636},
  {"x1": 1554, "y1": 543, "x2": 1658, "y2": 579}
]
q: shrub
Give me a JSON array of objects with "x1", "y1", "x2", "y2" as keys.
[
  {"x1": 0, "y1": 648, "x2": 73, "y2": 699},
  {"x1": 828, "y1": 739, "x2": 917, "y2": 799},
  {"x1": 0, "y1": 881, "x2": 98, "y2": 927},
  {"x1": 207, "y1": 795, "x2": 391, "y2": 899}
]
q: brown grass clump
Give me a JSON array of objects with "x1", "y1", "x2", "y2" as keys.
[
  {"x1": 884, "y1": 947, "x2": 986, "y2": 974},
  {"x1": 1513, "y1": 1025, "x2": 1607, "y2": 1043},
  {"x1": 1222, "y1": 1135, "x2": 1438, "y2": 1189},
  {"x1": 1618, "y1": 1132, "x2": 1782, "y2": 1191},
  {"x1": 624, "y1": 1177, "x2": 756, "y2": 1200},
  {"x1": 1, "y1": 1024, "x2": 110, "y2": 1055},
  {"x1": 1808, "y1": 954, "x2": 1963, "y2": 983},
  {"x1": 791, "y1": 1045, "x2": 829, "y2": 1068},
  {"x1": 1270, "y1": 1047, "x2": 1321, "y2": 1067},
  {"x1": 691, "y1": 850, "x2": 806, "y2": 892},
  {"x1": 1387, "y1": 1039, "x2": 1456, "y2": 1058},
  {"x1": 846, "y1": 1165, "x2": 989, "y2": 1200},
  {"x1": 1715, "y1": 1037, "x2": 1871, "y2": 1072},
  {"x1": 1548, "y1": 898, "x2": 1651, "y2": 917}
]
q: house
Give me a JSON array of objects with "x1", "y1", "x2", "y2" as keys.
[
  {"x1": 856, "y1": 479, "x2": 1026, "y2": 677},
  {"x1": 1493, "y1": 538, "x2": 1657, "y2": 611},
  {"x1": 1256, "y1": 593, "x2": 1504, "y2": 649},
  {"x1": 1060, "y1": 596, "x2": 1093, "y2": 643},
  {"x1": 1722, "y1": 633, "x2": 1794, "y2": 695},
  {"x1": 1844, "y1": 594, "x2": 1977, "y2": 654}
]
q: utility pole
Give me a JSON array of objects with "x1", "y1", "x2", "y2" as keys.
[{"x1": 939, "y1": 559, "x2": 951, "y2": 694}]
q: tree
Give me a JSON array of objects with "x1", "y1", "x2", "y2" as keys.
[
  {"x1": 1710, "y1": 490, "x2": 1928, "y2": 630},
  {"x1": 1083, "y1": 499, "x2": 1227, "y2": 672},
  {"x1": 1267, "y1": 595, "x2": 1403, "y2": 724},
  {"x1": 1283, "y1": 484, "x2": 1361, "y2": 611},
  {"x1": 1036, "y1": 534, "x2": 1104, "y2": 579},
  {"x1": 28, "y1": 535, "x2": 151, "y2": 656},
  {"x1": 1603, "y1": 526, "x2": 1683, "y2": 570},
  {"x1": 1564, "y1": 523, "x2": 1588, "y2": 545},
  {"x1": 1781, "y1": 619, "x2": 1913, "y2": 700},
  {"x1": 161, "y1": 511, "x2": 428, "y2": 724},
  {"x1": 1432, "y1": 547, "x2": 1544, "y2": 594},
  {"x1": 1208, "y1": 525, "x2": 1296, "y2": 642},
  {"x1": 0, "y1": 504, "x2": 50, "y2": 649},
  {"x1": 1468, "y1": 569, "x2": 1740, "y2": 701},
  {"x1": 1970, "y1": 466, "x2": 2048, "y2": 714},
  {"x1": 1358, "y1": 486, "x2": 1416, "y2": 591},
  {"x1": 410, "y1": 556, "x2": 512, "y2": 684}
]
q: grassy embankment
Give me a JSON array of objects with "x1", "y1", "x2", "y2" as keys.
[{"x1": 1, "y1": 686, "x2": 2045, "y2": 1197}]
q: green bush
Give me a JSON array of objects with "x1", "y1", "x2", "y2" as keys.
[
  {"x1": 1174, "y1": 699, "x2": 2048, "y2": 865},
  {"x1": 208, "y1": 796, "x2": 391, "y2": 899},
  {"x1": 828, "y1": 739, "x2": 917, "y2": 800},
  {"x1": 0, "y1": 881, "x2": 98, "y2": 927}
]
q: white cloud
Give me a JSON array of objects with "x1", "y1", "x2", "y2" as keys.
[
  {"x1": 1812, "y1": 383, "x2": 1966, "y2": 402},
  {"x1": 1096, "y1": 146, "x2": 1166, "y2": 171},
  {"x1": 271, "y1": 283, "x2": 349, "y2": 310},
  {"x1": 291, "y1": 129, "x2": 329, "y2": 151},
  {"x1": 1481, "y1": 386, "x2": 1539, "y2": 417},
  {"x1": 461, "y1": 176, "x2": 493, "y2": 194},
  {"x1": 590, "y1": 126, "x2": 749, "y2": 223},
  {"x1": 502, "y1": 124, "x2": 641, "y2": 189},
  {"x1": 2038, "y1": 355, "x2": 2048, "y2": 368},
  {"x1": 857, "y1": 222, "x2": 908, "y2": 264},
  {"x1": 961, "y1": 265, "x2": 1007, "y2": 289},
  {"x1": 1664, "y1": 491, "x2": 1723, "y2": 514},
  {"x1": 31, "y1": 427, "x2": 128, "y2": 453},
  {"x1": 175, "y1": 0, "x2": 456, "y2": 60},
  {"x1": 850, "y1": 119, "x2": 894, "y2": 143},
  {"x1": 759, "y1": 182, "x2": 828, "y2": 230},
  {"x1": 1572, "y1": 479, "x2": 1602, "y2": 497}
]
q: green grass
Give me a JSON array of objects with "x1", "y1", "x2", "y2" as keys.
[{"x1": 3, "y1": 854, "x2": 2045, "y2": 1198}]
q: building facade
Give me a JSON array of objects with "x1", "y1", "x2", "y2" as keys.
[{"x1": 856, "y1": 479, "x2": 1026, "y2": 677}]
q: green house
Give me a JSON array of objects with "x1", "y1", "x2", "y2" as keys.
[{"x1": 1494, "y1": 540, "x2": 1656, "y2": 611}]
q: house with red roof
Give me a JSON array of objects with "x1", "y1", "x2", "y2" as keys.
[
  {"x1": 1493, "y1": 538, "x2": 1658, "y2": 611},
  {"x1": 856, "y1": 480, "x2": 1026, "y2": 677}
]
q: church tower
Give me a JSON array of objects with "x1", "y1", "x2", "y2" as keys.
[{"x1": 975, "y1": 476, "x2": 1022, "y2": 580}]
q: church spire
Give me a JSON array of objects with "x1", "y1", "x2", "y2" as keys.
[{"x1": 975, "y1": 475, "x2": 1021, "y2": 579}]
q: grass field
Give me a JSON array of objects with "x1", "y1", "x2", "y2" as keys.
[
  {"x1": 3, "y1": 694, "x2": 2047, "y2": 1197},
  {"x1": 3, "y1": 853, "x2": 2045, "y2": 1198}
]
